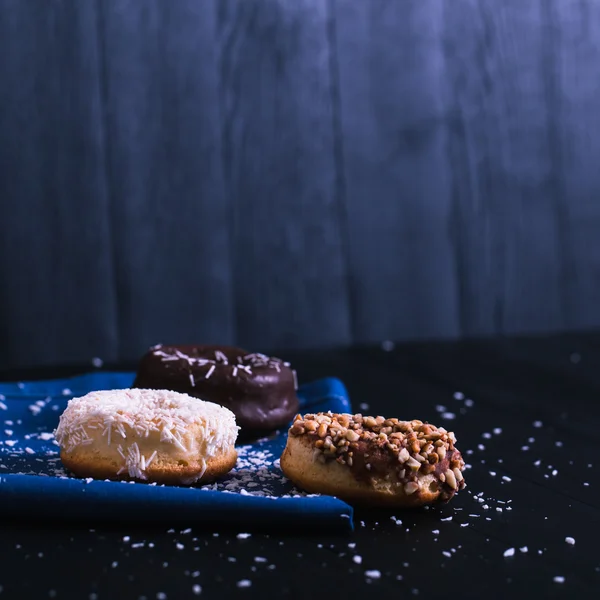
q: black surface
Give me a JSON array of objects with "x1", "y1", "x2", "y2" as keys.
[
  {"x1": 1, "y1": 333, "x2": 599, "y2": 599},
  {"x1": 4, "y1": 1, "x2": 600, "y2": 368}
]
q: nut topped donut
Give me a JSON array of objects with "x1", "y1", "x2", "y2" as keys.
[
  {"x1": 133, "y1": 345, "x2": 299, "y2": 434},
  {"x1": 54, "y1": 388, "x2": 239, "y2": 485},
  {"x1": 280, "y1": 413, "x2": 466, "y2": 507}
]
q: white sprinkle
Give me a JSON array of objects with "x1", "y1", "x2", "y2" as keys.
[
  {"x1": 442, "y1": 551, "x2": 452, "y2": 558},
  {"x1": 565, "y1": 537, "x2": 575, "y2": 545},
  {"x1": 0, "y1": 402, "x2": 7, "y2": 410},
  {"x1": 131, "y1": 543, "x2": 144, "y2": 548},
  {"x1": 232, "y1": 366, "x2": 238, "y2": 377},
  {"x1": 215, "y1": 350, "x2": 228, "y2": 363},
  {"x1": 584, "y1": 482, "x2": 590, "y2": 487},
  {"x1": 359, "y1": 402, "x2": 370, "y2": 411},
  {"x1": 192, "y1": 584, "x2": 202, "y2": 595},
  {"x1": 435, "y1": 405, "x2": 446, "y2": 413},
  {"x1": 236, "y1": 580, "x2": 252, "y2": 588},
  {"x1": 534, "y1": 460, "x2": 541, "y2": 467},
  {"x1": 489, "y1": 471, "x2": 497, "y2": 477},
  {"x1": 493, "y1": 428, "x2": 502, "y2": 435},
  {"x1": 482, "y1": 432, "x2": 492, "y2": 439},
  {"x1": 92, "y1": 357, "x2": 104, "y2": 368},
  {"x1": 348, "y1": 542, "x2": 356, "y2": 549},
  {"x1": 237, "y1": 533, "x2": 251, "y2": 540},
  {"x1": 39, "y1": 432, "x2": 54, "y2": 441},
  {"x1": 520, "y1": 547, "x2": 528, "y2": 553},
  {"x1": 440, "y1": 516, "x2": 453, "y2": 522},
  {"x1": 123, "y1": 536, "x2": 130, "y2": 542},
  {"x1": 521, "y1": 446, "x2": 530, "y2": 451},
  {"x1": 205, "y1": 365, "x2": 215, "y2": 379},
  {"x1": 503, "y1": 548, "x2": 515, "y2": 557},
  {"x1": 552, "y1": 470, "x2": 558, "y2": 476},
  {"x1": 453, "y1": 392, "x2": 464, "y2": 400},
  {"x1": 365, "y1": 570, "x2": 381, "y2": 579},
  {"x1": 477, "y1": 444, "x2": 485, "y2": 451},
  {"x1": 157, "y1": 594, "x2": 167, "y2": 600},
  {"x1": 460, "y1": 523, "x2": 469, "y2": 527},
  {"x1": 553, "y1": 576, "x2": 565, "y2": 584},
  {"x1": 555, "y1": 441, "x2": 563, "y2": 447},
  {"x1": 432, "y1": 530, "x2": 440, "y2": 534},
  {"x1": 189, "y1": 373, "x2": 195, "y2": 387},
  {"x1": 464, "y1": 399, "x2": 474, "y2": 407},
  {"x1": 441, "y1": 412, "x2": 456, "y2": 420},
  {"x1": 176, "y1": 543, "x2": 184, "y2": 550},
  {"x1": 25, "y1": 447, "x2": 35, "y2": 455},
  {"x1": 191, "y1": 571, "x2": 200, "y2": 577},
  {"x1": 62, "y1": 388, "x2": 72, "y2": 396},
  {"x1": 254, "y1": 556, "x2": 267, "y2": 563},
  {"x1": 111, "y1": 561, "x2": 118, "y2": 568},
  {"x1": 496, "y1": 507, "x2": 503, "y2": 513},
  {"x1": 533, "y1": 421, "x2": 543, "y2": 428},
  {"x1": 502, "y1": 476, "x2": 512, "y2": 482},
  {"x1": 353, "y1": 555, "x2": 362, "y2": 564}
]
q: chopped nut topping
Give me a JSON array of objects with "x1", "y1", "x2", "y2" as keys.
[{"x1": 288, "y1": 412, "x2": 466, "y2": 499}]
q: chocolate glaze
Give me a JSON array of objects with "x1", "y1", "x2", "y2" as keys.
[{"x1": 133, "y1": 345, "x2": 299, "y2": 434}]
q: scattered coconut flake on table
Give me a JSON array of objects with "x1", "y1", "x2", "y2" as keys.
[{"x1": 503, "y1": 548, "x2": 515, "y2": 558}]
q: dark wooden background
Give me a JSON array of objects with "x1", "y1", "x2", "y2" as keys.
[{"x1": 1, "y1": 0, "x2": 600, "y2": 368}]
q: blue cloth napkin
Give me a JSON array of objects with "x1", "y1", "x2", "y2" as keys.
[{"x1": 0, "y1": 373, "x2": 354, "y2": 531}]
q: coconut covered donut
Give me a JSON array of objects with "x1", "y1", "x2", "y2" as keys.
[
  {"x1": 280, "y1": 413, "x2": 466, "y2": 507},
  {"x1": 54, "y1": 389, "x2": 239, "y2": 485}
]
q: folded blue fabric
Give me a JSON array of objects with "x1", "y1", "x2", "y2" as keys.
[{"x1": 0, "y1": 373, "x2": 354, "y2": 531}]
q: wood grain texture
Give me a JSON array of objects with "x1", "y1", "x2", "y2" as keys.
[
  {"x1": 0, "y1": 0, "x2": 117, "y2": 368},
  {"x1": 332, "y1": 0, "x2": 461, "y2": 343},
  {"x1": 549, "y1": 0, "x2": 600, "y2": 330},
  {"x1": 443, "y1": 0, "x2": 566, "y2": 335},
  {"x1": 98, "y1": 0, "x2": 234, "y2": 359},
  {"x1": 216, "y1": 0, "x2": 352, "y2": 349}
]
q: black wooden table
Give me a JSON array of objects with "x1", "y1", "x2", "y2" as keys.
[{"x1": 1, "y1": 333, "x2": 599, "y2": 599}]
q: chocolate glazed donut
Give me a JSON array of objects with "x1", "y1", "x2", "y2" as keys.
[{"x1": 133, "y1": 345, "x2": 299, "y2": 435}]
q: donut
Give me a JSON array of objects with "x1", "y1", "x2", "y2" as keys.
[
  {"x1": 280, "y1": 413, "x2": 466, "y2": 507},
  {"x1": 132, "y1": 345, "x2": 299, "y2": 434},
  {"x1": 54, "y1": 388, "x2": 239, "y2": 485}
]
